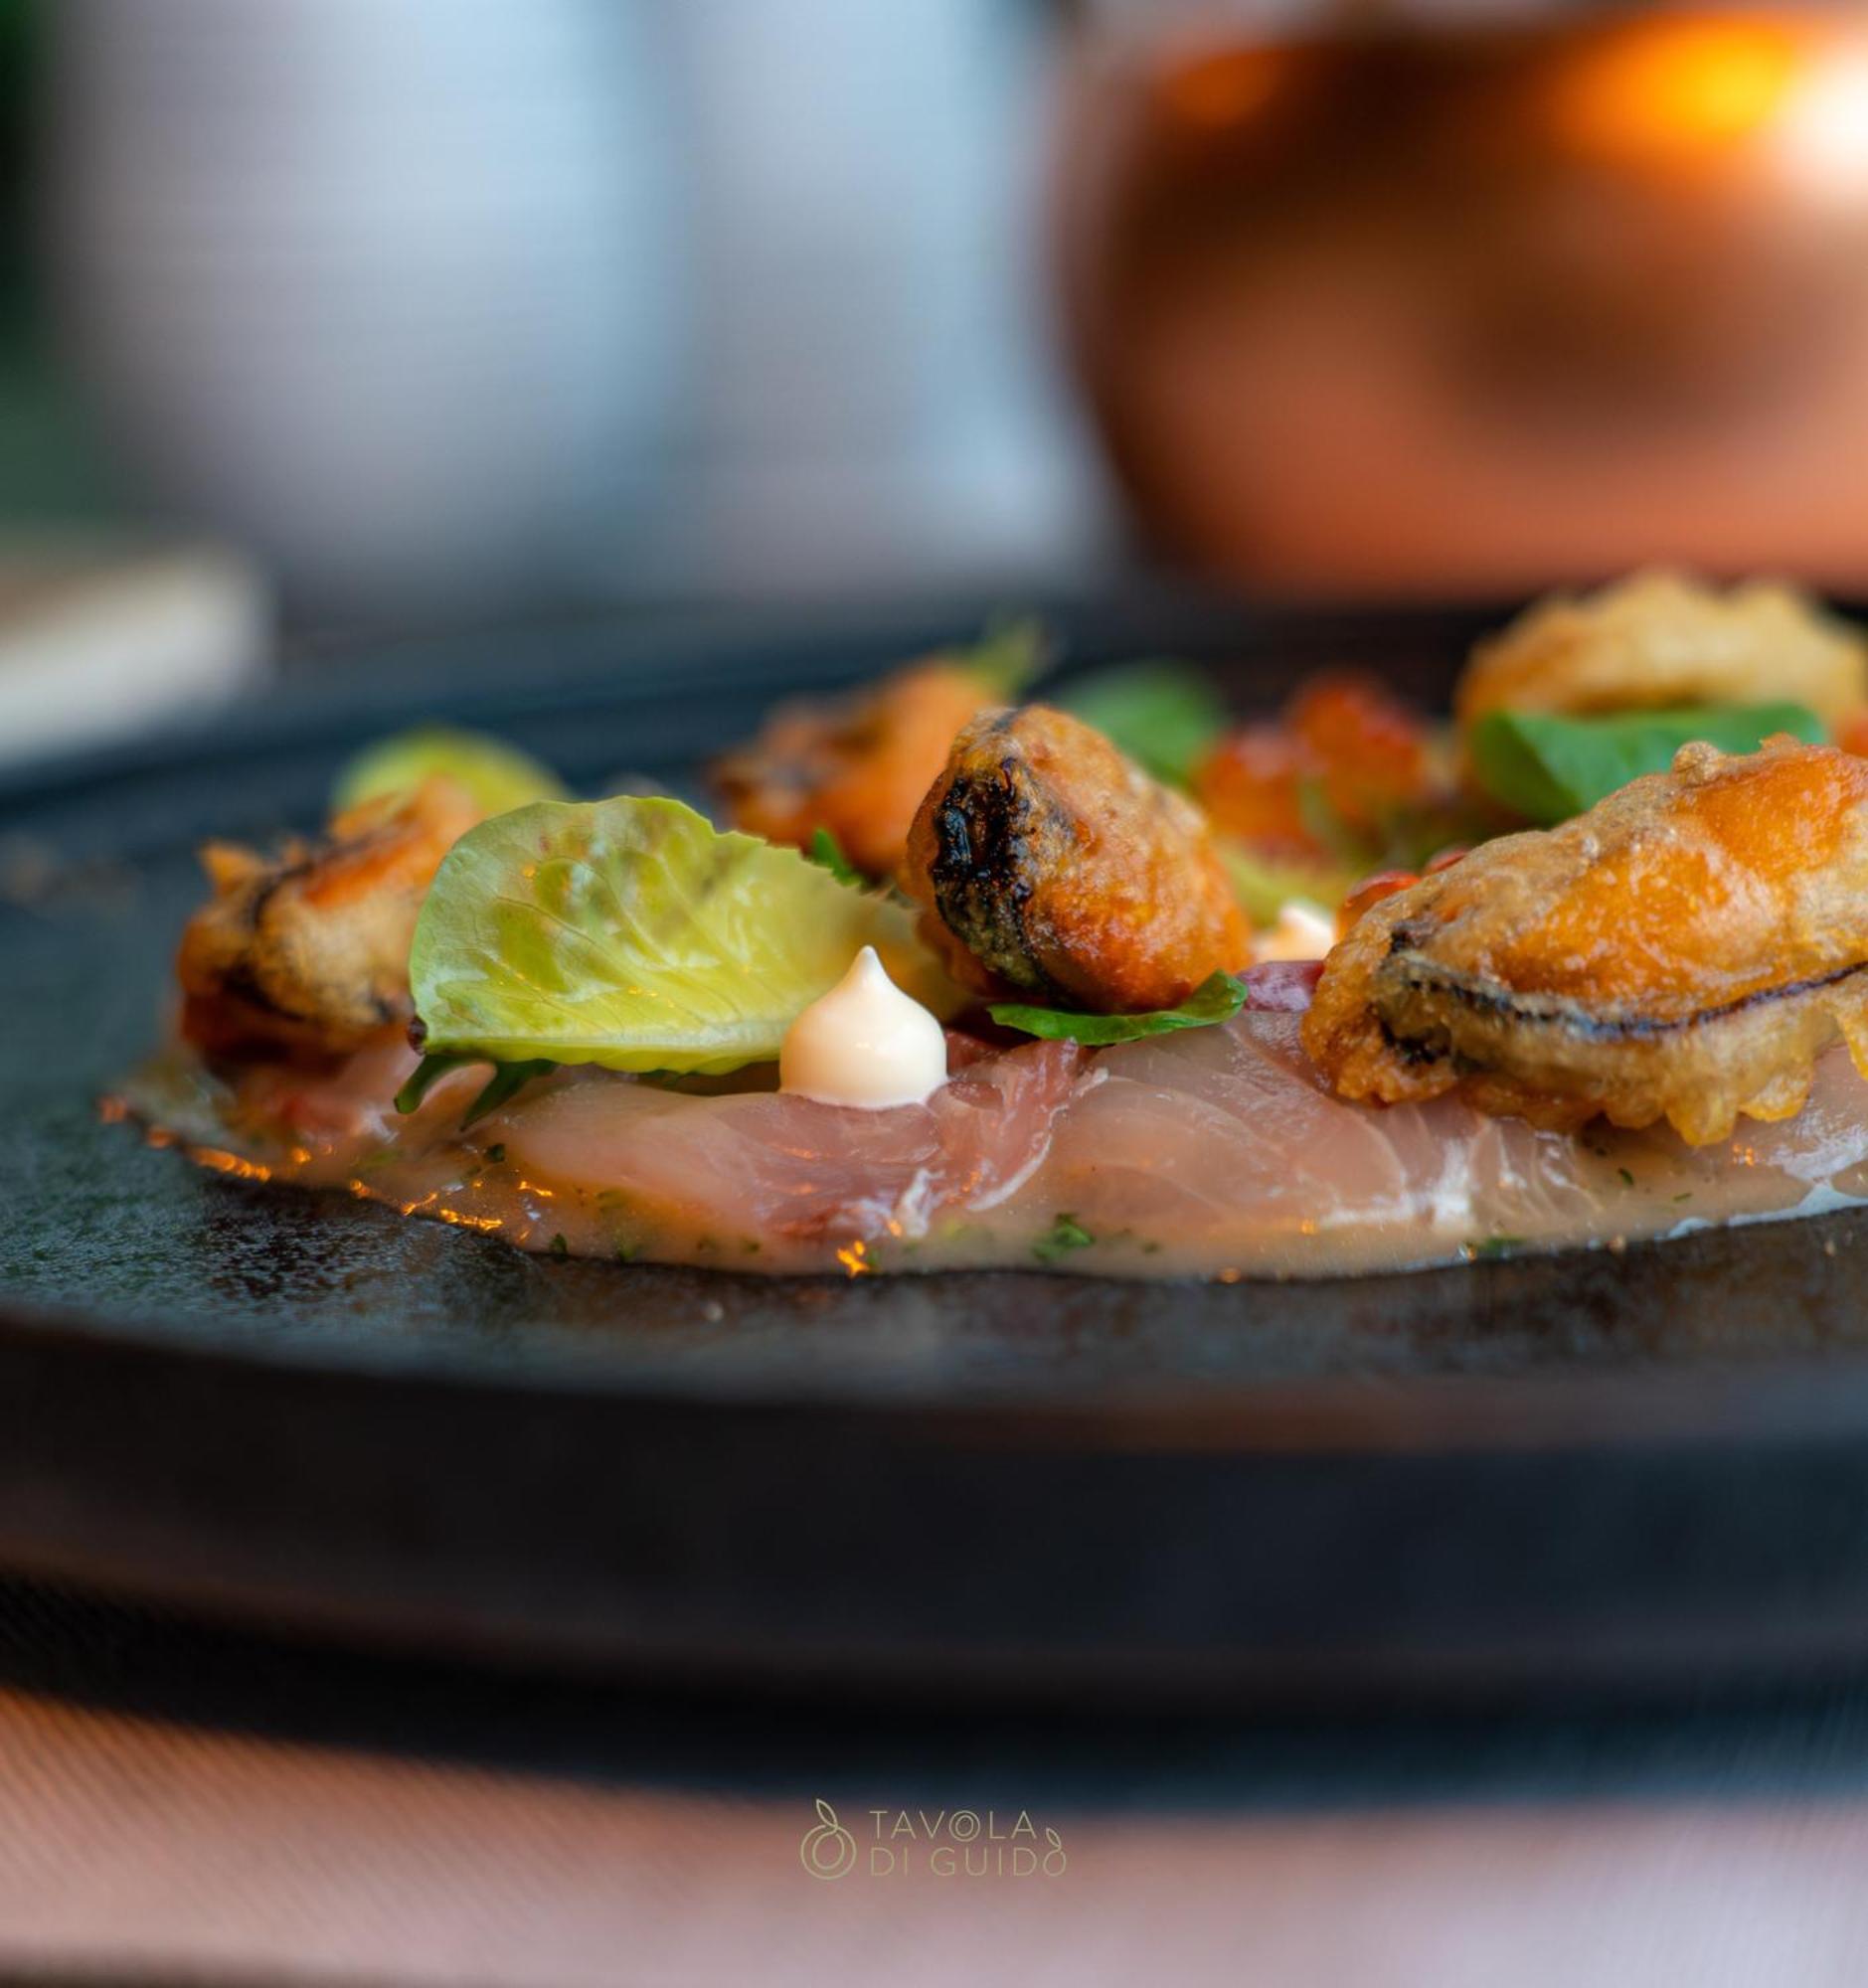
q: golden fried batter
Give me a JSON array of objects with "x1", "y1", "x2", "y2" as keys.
[
  {"x1": 905, "y1": 705, "x2": 1250, "y2": 1013},
  {"x1": 714, "y1": 660, "x2": 993, "y2": 879},
  {"x1": 177, "y1": 775, "x2": 481, "y2": 1059},
  {"x1": 1302, "y1": 739, "x2": 1868, "y2": 1145},
  {"x1": 1457, "y1": 571, "x2": 1868, "y2": 737}
]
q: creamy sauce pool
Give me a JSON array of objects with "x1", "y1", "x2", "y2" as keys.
[{"x1": 118, "y1": 1012, "x2": 1868, "y2": 1279}]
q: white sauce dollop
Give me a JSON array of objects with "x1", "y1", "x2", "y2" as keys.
[
  {"x1": 1253, "y1": 900, "x2": 1336, "y2": 964},
  {"x1": 779, "y1": 946, "x2": 948, "y2": 1110}
]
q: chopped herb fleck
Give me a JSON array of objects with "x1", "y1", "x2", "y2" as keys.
[
  {"x1": 1034, "y1": 1213, "x2": 1096, "y2": 1263},
  {"x1": 548, "y1": 1233, "x2": 569, "y2": 1258},
  {"x1": 1468, "y1": 1235, "x2": 1525, "y2": 1261},
  {"x1": 484, "y1": 1143, "x2": 506, "y2": 1164},
  {"x1": 1617, "y1": 1166, "x2": 1635, "y2": 1187},
  {"x1": 1672, "y1": 1191, "x2": 1693, "y2": 1203}
]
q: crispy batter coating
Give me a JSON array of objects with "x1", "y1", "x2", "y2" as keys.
[
  {"x1": 177, "y1": 776, "x2": 481, "y2": 1059},
  {"x1": 905, "y1": 705, "x2": 1251, "y2": 1013},
  {"x1": 1457, "y1": 570, "x2": 1868, "y2": 736},
  {"x1": 1302, "y1": 739, "x2": 1868, "y2": 1144},
  {"x1": 714, "y1": 660, "x2": 992, "y2": 879}
]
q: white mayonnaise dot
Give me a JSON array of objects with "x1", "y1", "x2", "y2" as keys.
[
  {"x1": 779, "y1": 946, "x2": 948, "y2": 1110},
  {"x1": 1253, "y1": 900, "x2": 1336, "y2": 964}
]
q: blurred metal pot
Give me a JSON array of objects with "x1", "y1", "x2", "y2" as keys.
[{"x1": 1055, "y1": 1, "x2": 1868, "y2": 594}]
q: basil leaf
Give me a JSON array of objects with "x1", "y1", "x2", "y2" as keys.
[
  {"x1": 1468, "y1": 703, "x2": 1825, "y2": 825},
  {"x1": 989, "y1": 970, "x2": 1246, "y2": 1045},
  {"x1": 1057, "y1": 663, "x2": 1227, "y2": 788}
]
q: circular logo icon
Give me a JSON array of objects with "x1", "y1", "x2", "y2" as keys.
[{"x1": 799, "y1": 1798, "x2": 858, "y2": 1881}]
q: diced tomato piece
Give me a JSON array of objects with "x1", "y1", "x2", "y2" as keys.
[
  {"x1": 1193, "y1": 723, "x2": 1320, "y2": 856},
  {"x1": 1285, "y1": 673, "x2": 1433, "y2": 833}
]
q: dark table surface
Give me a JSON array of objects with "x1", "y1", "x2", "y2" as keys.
[{"x1": 0, "y1": 1572, "x2": 1865, "y2": 1984}]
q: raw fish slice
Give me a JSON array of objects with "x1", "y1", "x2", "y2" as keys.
[
  {"x1": 1033, "y1": 1013, "x2": 1595, "y2": 1255},
  {"x1": 497, "y1": 1038, "x2": 1084, "y2": 1242},
  {"x1": 130, "y1": 999, "x2": 1868, "y2": 1276},
  {"x1": 1034, "y1": 1013, "x2": 1868, "y2": 1270}
]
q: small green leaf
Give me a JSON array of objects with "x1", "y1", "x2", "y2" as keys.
[
  {"x1": 1057, "y1": 662, "x2": 1228, "y2": 788},
  {"x1": 333, "y1": 726, "x2": 570, "y2": 816},
  {"x1": 1467, "y1": 703, "x2": 1825, "y2": 826},
  {"x1": 805, "y1": 826, "x2": 862, "y2": 887},
  {"x1": 1034, "y1": 1213, "x2": 1095, "y2": 1263},
  {"x1": 990, "y1": 970, "x2": 1246, "y2": 1045}
]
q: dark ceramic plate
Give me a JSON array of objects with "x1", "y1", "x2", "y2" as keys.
[{"x1": 7, "y1": 595, "x2": 1868, "y2": 1702}]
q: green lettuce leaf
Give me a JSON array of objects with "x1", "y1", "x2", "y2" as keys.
[
  {"x1": 409, "y1": 796, "x2": 956, "y2": 1076},
  {"x1": 1468, "y1": 703, "x2": 1825, "y2": 826},
  {"x1": 1057, "y1": 662, "x2": 1228, "y2": 788},
  {"x1": 333, "y1": 726, "x2": 569, "y2": 816},
  {"x1": 989, "y1": 970, "x2": 1246, "y2": 1045}
]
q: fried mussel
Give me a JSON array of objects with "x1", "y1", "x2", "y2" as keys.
[
  {"x1": 177, "y1": 775, "x2": 481, "y2": 1060},
  {"x1": 905, "y1": 705, "x2": 1250, "y2": 1013},
  {"x1": 1303, "y1": 738, "x2": 1868, "y2": 1144},
  {"x1": 1457, "y1": 570, "x2": 1868, "y2": 738},
  {"x1": 714, "y1": 655, "x2": 1000, "y2": 880}
]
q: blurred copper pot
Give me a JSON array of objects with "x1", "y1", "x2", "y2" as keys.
[{"x1": 1055, "y1": 2, "x2": 1868, "y2": 594}]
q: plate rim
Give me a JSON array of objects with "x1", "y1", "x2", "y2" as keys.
[{"x1": 13, "y1": 1281, "x2": 1868, "y2": 1457}]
